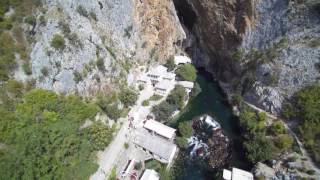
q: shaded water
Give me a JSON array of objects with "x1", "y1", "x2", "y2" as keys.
[{"x1": 169, "y1": 70, "x2": 250, "y2": 179}]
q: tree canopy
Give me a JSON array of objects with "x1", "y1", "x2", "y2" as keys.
[
  {"x1": 119, "y1": 88, "x2": 138, "y2": 107},
  {"x1": 167, "y1": 85, "x2": 187, "y2": 110},
  {"x1": 175, "y1": 64, "x2": 197, "y2": 82},
  {"x1": 284, "y1": 84, "x2": 320, "y2": 164},
  {"x1": 243, "y1": 134, "x2": 273, "y2": 163},
  {"x1": 0, "y1": 89, "x2": 115, "y2": 179}
]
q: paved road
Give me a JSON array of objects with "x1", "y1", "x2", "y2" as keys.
[{"x1": 90, "y1": 84, "x2": 154, "y2": 180}]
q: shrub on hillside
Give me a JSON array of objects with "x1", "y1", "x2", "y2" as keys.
[
  {"x1": 24, "y1": 16, "x2": 36, "y2": 25},
  {"x1": 142, "y1": 100, "x2": 149, "y2": 106},
  {"x1": 270, "y1": 121, "x2": 286, "y2": 135},
  {"x1": 51, "y1": 34, "x2": 65, "y2": 50},
  {"x1": 76, "y1": 5, "x2": 88, "y2": 17},
  {"x1": 96, "y1": 58, "x2": 106, "y2": 72},
  {"x1": 274, "y1": 134, "x2": 293, "y2": 151}
]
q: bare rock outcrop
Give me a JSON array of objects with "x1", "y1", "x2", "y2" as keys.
[
  {"x1": 175, "y1": 0, "x2": 320, "y2": 114},
  {"x1": 17, "y1": 0, "x2": 185, "y2": 96}
]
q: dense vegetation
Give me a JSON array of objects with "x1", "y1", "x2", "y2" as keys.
[
  {"x1": 119, "y1": 88, "x2": 138, "y2": 107},
  {"x1": 96, "y1": 93, "x2": 123, "y2": 120},
  {"x1": 152, "y1": 85, "x2": 187, "y2": 121},
  {"x1": 176, "y1": 121, "x2": 193, "y2": 149},
  {"x1": 175, "y1": 64, "x2": 197, "y2": 82},
  {"x1": 0, "y1": 0, "x2": 42, "y2": 81},
  {"x1": 0, "y1": 86, "x2": 115, "y2": 179},
  {"x1": 239, "y1": 107, "x2": 293, "y2": 164},
  {"x1": 282, "y1": 84, "x2": 320, "y2": 165}
]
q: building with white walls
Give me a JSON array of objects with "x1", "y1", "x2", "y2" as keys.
[{"x1": 174, "y1": 55, "x2": 192, "y2": 65}]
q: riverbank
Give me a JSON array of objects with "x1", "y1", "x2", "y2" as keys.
[{"x1": 168, "y1": 70, "x2": 251, "y2": 179}]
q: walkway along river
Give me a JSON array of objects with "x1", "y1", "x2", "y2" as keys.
[{"x1": 168, "y1": 69, "x2": 251, "y2": 179}]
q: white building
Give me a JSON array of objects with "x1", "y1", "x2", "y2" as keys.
[
  {"x1": 154, "y1": 79, "x2": 175, "y2": 95},
  {"x1": 138, "y1": 75, "x2": 151, "y2": 84},
  {"x1": 177, "y1": 81, "x2": 194, "y2": 93},
  {"x1": 144, "y1": 120, "x2": 176, "y2": 140},
  {"x1": 140, "y1": 169, "x2": 160, "y2": 180},
  {"x1": 133, "y1": 129, "x2": 178, "y2": 165},
  {"x1": 147, "y1": 65, "x2": 176, "y2": 85},
  {"x1": 147, "y1": 65, "x2": 167, "y2": 84},
  {"x1": 174, "y1": 55, "x2": 192, "y2": 65},
  {"x1": 223, "y1": 168, "x2": 254, "y2": 180}
]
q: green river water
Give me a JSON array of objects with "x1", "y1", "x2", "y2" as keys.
[{"x1": 169, "y1": 70, "x2": 250, "y2": 179}]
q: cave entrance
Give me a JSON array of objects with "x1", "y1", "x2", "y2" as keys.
[{"x1": 173, "y1": 0, "x2": 197, "y2": 30}]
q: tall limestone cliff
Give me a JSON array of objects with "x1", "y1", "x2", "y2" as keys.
[
  {"x1": 14, "y1": 0, "x2": 185, "y2": 96},
  {"x1": 174, "y1": 0, "x2": 320, "y2": 114}
]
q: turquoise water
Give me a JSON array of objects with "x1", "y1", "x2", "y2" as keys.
[{"x1": 169, "y1": 70, "x2": 250, "y2": 179}]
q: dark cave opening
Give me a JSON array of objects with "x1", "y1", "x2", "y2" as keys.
[{"x1": 173, "y1": 0, "x2": 197, "y2": 30}]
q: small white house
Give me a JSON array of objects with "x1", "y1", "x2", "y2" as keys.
[
  {"x1": 177, "y1": 81, "x2": 194, "y2": 93},
  {"x1": 174, "y1": 55, "x2": 192, "y2": 65},
  {"x1": 140, "y1": 169, "x2": 160, "y2": 180},
  {"x1": 147, "y1": 65, "x2": 168, "y2": 84},
  {"x1": 138, "y1": 75, "x2": 151, "y2": 84},
  {"x1": 154, "y1": 79, "x2": 175, "y2": 95},
  {"x1": 144, "y1": 120, "x2": 176, "y2": 140},
  {"x1": 163, "y1": 71, "x2": 176, "y2": 81},
  {"x1": 223, "y1": 168, "x2": 254, "y2": 180}
]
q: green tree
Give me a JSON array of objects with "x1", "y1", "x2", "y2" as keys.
[
  {"x1": 239, "y1": 108, "x2": 265, "y2": 134},
  {"x1": 178, "y1": 121, "x2": 193, "y2": 137},
  {"x1": 285, "y1": 85, "x2": 320, "y2": 164},
  {"x1": 164, "y1": 56, "x2": 176, "y2": 71},
  {"x1": 119, "y1": 88, "x2": 138, "y2": 107},
  {"x1": 175, "y1": 64, "x2": 197, "y2": 81},
  {"x1": 152, "y1": 101, "x2": 176, "y2": 122},
  {"x1": 0, "y1": 89, "x2": 99, "y2": 179},
  {"x1": 51, "y1": 34, "x2": 65, "y2": 50},
  {"x1": 105, "y1": 104, "x2": 122, "y2": 120},
  {"x1": 167, "y1": 85, "x2": 187, "y2": 109},
  {"x1": 243, "y1": 135, "x2": 273, "y2": 163},
  {"x1": 176, "y1": 136, "x2": 188, "y2": 149},
  {"x1": 142, "y1": 100, "x2": 149, "y2": 106}
]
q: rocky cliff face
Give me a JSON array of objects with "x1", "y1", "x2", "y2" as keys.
[
  {"x1": 15, "y1": 0, "x2": 185, "y2": 96},
  {"x1": 174, "y1": 0, "x2": 320, "y2": 114}
]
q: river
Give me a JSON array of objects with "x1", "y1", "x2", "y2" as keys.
[{"x1": 169, "y1": 70, "x2": 251, "y2": 180}]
